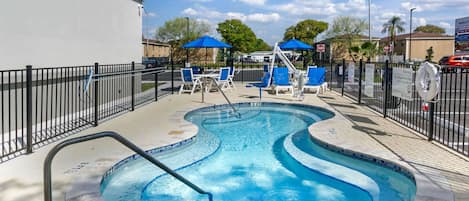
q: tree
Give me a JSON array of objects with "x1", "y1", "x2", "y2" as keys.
[
  {"x1": 155, "y1": 18, "x2": 210, "y2": 62},
  {"x1": 327, "y1": 16, "x2": 368, "y2": 61},
  {"x1": 350, "y1": 41, "x2": 380, "y2": 61},
  {"x1": 217, "y1": 19, "x2": 258, "y2": 53},
  {"x1": 283, "y1": 19, "x2": 328, "y2": 45},
  {"x1": 157, "y1": 17, "x2": 210, "y2": 42},
  {"x1": 414, "y1": 24, "x2": 445, "y2": 34},
  {"x1": 381, "y1": 16, "x2": 405, "y2": 54},
  {"x1": 255, "y1": 38, "x2": 272, "y2": 51}
]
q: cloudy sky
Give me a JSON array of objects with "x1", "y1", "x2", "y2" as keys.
[{"x1": 143, "y1": 0, "x2": 468, "y2": 45}]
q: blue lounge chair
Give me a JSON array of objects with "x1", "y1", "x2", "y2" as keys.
[
  {"x1": 191, "y1": 66, "x2": 202, "y2": 74},
  {"x1": 272, "y1": 67, "x2": 294, "y2": 95},
  {"x1": 209, "y1": 67, "x2": 231, "y2": 92},
  {"x1": 302, "y1": 67, "x2": 326, "y2": 95},
  {"x1": 247, "y1": 72, "x2": 271, "y2": 89},
  {"x1": 228, "y1": 66, "x2": 236, "y2": 89},
  {"x1": 179, "y1": 68, "x2": 201, "y2": 94}
]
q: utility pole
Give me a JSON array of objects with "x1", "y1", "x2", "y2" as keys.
[
  {"x1": 185, "y1": 17, "x2": 190, "y2": 65},
  {"x1": 368, "y1": 0, "x2": 371, "y2": 43},
  {"x1": 409, "y1": 8, "x2": 416, "y2": 63}
]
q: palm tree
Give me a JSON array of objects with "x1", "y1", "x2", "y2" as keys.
[{"x1": 381, "y1": 16, "x2": 405, "y2": 54}]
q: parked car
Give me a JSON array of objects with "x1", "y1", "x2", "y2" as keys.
[
  {"x1": 142, "y1": 57, "x2": 169, "y2": 68},
  {"x1": 447, "y1": 55, "x2": 469, "y2": 67},
  {"x1": 438, "y1": 56, "x2": 450, "y2": 65},
  {"x1": 439, "y1": 55, "x2": 469, "y2": 73}
]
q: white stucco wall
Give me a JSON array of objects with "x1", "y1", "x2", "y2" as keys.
[{"x1": 0, "y1": 0, "x2": 143, "y2": 69}]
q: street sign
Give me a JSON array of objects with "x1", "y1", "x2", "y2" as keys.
[
  {"x1": 316, "y1": 43, "x2": 326, "y2": 53},
  {"x1": 383, "y1": 46, "x2": 390, "y2": 53}
]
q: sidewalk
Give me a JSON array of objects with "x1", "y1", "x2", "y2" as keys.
[{"x1": 317, "y1": 92, "x2": 469, "y2": 201}]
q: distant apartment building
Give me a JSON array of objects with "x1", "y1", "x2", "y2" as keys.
[
  {"x1": 0, "y1": 0, "x2": 143, "y2": 69},
  {"x1": 142, "y1": 39, "x2": 171, "y2": 58},
  {"x1": 380, "y1": 32, "x2": 454, "y2": 62}
]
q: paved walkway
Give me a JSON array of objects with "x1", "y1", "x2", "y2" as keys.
[{"x1": 318, "y1": 92, "x2": 469, "y2": 201}]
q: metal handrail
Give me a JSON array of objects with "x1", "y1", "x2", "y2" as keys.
[
  {"x1": 43, "y1": 131, "x2": 213, "y2": 201},
  {"x1": 201, "y1": 76, "x2": 239, "y2": 116}
]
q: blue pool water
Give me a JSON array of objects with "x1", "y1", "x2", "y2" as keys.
[{"x1": 101, "y1": 103, "x2": 416, "y2": 201}]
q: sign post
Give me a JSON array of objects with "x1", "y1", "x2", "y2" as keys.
[{"x1": 316, "y1": 43, "x2": 326, "y2": 66}]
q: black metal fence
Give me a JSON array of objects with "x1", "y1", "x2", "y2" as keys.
[
  {"x1": 1, "y1": 63, "x2": 164, "y2": 162},
  {"x1": 328, "y1": 59, "x2": 469, "y2": 157}
]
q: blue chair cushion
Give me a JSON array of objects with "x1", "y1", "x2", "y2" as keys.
[
  {"x1": 219, "y1": 68, "x2": 230, "y2": 81},
  {"x1": 306, "y1": 67, "x2": 325, "y2": 86},
  {"x1": 273, "y1": 67, "x2": 291, "y2": 86},
  {"x1": 182, "y1": 68, "x2": 193, "y2": 82}
]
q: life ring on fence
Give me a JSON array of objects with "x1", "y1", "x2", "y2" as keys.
[{"x1": 415, "y1": 62, "x2": 440, "y2": 102}]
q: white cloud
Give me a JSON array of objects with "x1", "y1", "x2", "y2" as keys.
[
  {"x1": 181, "y1": 7, "x2": 280, "y2": 23},
  {"x1": 417, "y1": 17, "x2": 427, "y2": 26},
  {"x1": 182, "y1": 8, "x2": 198, "y2": 16},
  {"x1": 247, "y1": 13, "x2": 280, "y2": 23},
  {"x1": 238, "y1": 0, "x2": 266, "y2": 6},
  {"x1": 402, "y1": 0, "x2": 469, "y2": 11},
  {"x1": 439, "y1": 22, "x2": 451, "y2": 29},
  {"x1": 144, "y1": 11, "x2": 157, "y2": 17},
  {"x1": 271, "y1": 2, "x2": 336, "y2": 16}
]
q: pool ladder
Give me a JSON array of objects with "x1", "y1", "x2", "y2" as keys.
[
  {"x1": 43, "y1": 131, "x2": 213, "y2": 201},
  {"x1": 201, "y1": 77, "x2": 241, "y2": 118}
]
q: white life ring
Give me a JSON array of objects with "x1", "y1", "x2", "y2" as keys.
[{"x1": 415, "y1": 62, "x2": 440, "y2": 102}]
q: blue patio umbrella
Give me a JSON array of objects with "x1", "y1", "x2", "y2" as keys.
[
  {"x1": 279, "y1": 39, "x2": 313, "y2": 50},
  {"x1": 182, "y1": 35, "x2": 232, "y2": 66},
  {"x1": 279, "y1": 39, "x2": 313, "y2": 68},
  {"x1": 183, "y1": 35, "x2": 232, "y2": 48}
]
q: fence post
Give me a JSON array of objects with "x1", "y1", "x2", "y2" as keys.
[
  {"x1": 241, "y1": 59, "x2": 244, "y2": 83},
  {"x1": 171, "y1": 54, "x2": 174, "y2": 94},
  {"x1": 428, "y1": 101, "x2": 435, "y2": 141},
  {"x1": 330, "y1": 61, "x2": 333, "y2": 90},
  {"x1": 131, "y1": 62, "x2": 135, "y2": 111},
  {"x1": 341, "y1": 59, "x2": 345, "y2": 96},
  {"x1": 358, "y1": 59, "x2": 363, "y2": 104},
  {"x1": 154, "y1": 71, "x2": 158, "y2": 101},
  {"x1": 94, "y1": 62, "x2": 99, "y2": 127},
  {"x1": 26, "y1": 65, "x2": 33, "y2": 154},
  {"x1": 383, "y1": 60, "x2": 389, "y2": 118}
]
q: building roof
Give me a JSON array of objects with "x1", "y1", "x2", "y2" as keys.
[
  {"x1": 142, "y1": 38, "x2": 170, "y2": 47},
  {"x1": 320, "y1": 34, "x2": 380, "y2": 43},
  {"x1": 380, "y1": 32, "x2": 454, "y2": 41}
]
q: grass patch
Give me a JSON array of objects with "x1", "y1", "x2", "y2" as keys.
[{"x1": 141, "y1": 82, "x2": 166, "y2": 92}]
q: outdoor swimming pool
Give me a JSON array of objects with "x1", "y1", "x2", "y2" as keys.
[{"x1": 101, "y1": 103, "x2": 416, "y2": 201}]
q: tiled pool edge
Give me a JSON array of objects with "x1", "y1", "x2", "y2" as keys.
[
  {"x1": 310, "y1": 101, "x2": 455, "y2": 201},
  {"x1": 99, "y1": 136, "x2": 196, "y2": 186}
]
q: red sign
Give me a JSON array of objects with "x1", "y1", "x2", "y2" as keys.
[
  {"x1": 316, "y1": 43, "x2": 326, "y2": 53},
  {"x1": 383, "y1": 46, "x2": 390, "y2": 53}
]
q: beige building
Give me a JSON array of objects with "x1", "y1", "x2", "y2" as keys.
[
  {"x1": 142, "y1": 39, "x2": 219, "y2": 64},
  {"x1": 380, "y1": 32, "x2": 454, "y2": 62},
  {"x1": 142, "y1": 39, "x2": 170, "y2": 58}
]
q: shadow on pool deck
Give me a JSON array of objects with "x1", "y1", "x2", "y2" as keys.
[{"x1": 319, "y1": 92, "x2": 469, "y2": 201}]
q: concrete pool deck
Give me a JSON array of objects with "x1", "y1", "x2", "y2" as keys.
[{"x1": 0, "y1": 84, "x2": 468, "y2": 201}]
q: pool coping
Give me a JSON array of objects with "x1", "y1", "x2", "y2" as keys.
[{"x1": 308, "y1": 100, "x2": 455, "y2": 201}]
